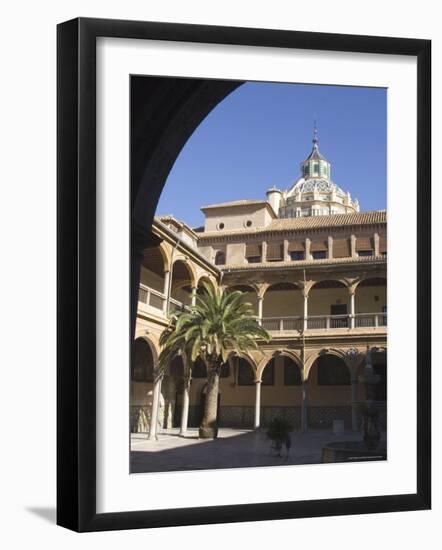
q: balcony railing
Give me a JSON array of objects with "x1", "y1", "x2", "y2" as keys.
[
  {"x1": 138, "y1": 284, "x2": 166, "y2": 312},
  {"x1": 262, "y1": 313, "x2": 387, "y2": 332},
  {"x1": 168, "y1": 297, "x2": 191, "y2": 315},
  {"x1": 262, "y1": 317, "x2": 303, "y2": 332},
  {"x1": 307, "y1": 314, "x2": 350, "y2": 330},
  {"x1": 138, "y1": 284, "x2": 191, "y2": 317},
  {"x1": 354, "y1": 313, "x2": 387, "y2": 328},
  {"x1": 138, "y1": 283, "x2": 387, "y2": 330}
]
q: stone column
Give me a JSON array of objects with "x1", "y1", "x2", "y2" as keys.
[
  {"x1": 283, "y1": 239, "x2": 289, "y2": 261},
  {"x1": 305, "y1": 238, "x2": 311, "y2": 260},
  {"x1": 148, "y1": 376, "x2": 163, "y2": 440},
  {"x1": 254, "y1": 379, "x2": 262, "y2": 429},
  {"x1": 180, "y1": 377, "x2": 191, "y2": 436},
  {"x1": 328, "y1": 235, "x2": 333, "y2": 259},
  {"x1": 351, "y1": 373, "x2": 358, "y2": 431},
  {"x1": 261, "y1": 241, "x2": 267, "y2": 263},
  {"x1": 191, "y1": 286, "x2": 197, "y2": 307},
  {"x1": 163, "y1": 270, "x2": 170, "y2": 314},
  {"x1": 301, "y1": 378, "x2": 309, "y2": 433},
  {"x1": 257, "y1": 295, "x2": 263, "y2": 325},
  {"x1": 349, "y1": 287, "x2": 356, "y2": 329},
  {"x1": 374, "y1": 232, "x2": 380, "y2": 256},
  {"x1": 350, "y1": 234, "x2": 357, "y2": 258},
  {"x1": 303, "y1": 289, "x2": 309, "y2": 332}
]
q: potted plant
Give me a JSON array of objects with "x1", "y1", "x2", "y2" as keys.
[{"x1": 266, "y1": 417, "x2": 293, "y2": 457}]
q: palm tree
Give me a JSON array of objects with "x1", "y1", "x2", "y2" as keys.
[{"x1": 159, "y1": 283, "x2": 270, "y2": 438}]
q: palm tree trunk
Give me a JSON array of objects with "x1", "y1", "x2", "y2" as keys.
[{"x1": 199, "y1": 365, "x2": 220, "y2": 439}]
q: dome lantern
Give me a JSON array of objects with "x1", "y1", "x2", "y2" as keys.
[{"x1": 300, "y1": 123, "x2": 331, "y2": 180}]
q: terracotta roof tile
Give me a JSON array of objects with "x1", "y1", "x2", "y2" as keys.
[
  {"x1": 222, "y1": 255, "x2": 386, "y2": 271},
  {"x1": 199, "y1": 210, "x2": 386, "y2": 238}
]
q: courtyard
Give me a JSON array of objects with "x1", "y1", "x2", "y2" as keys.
[{"x1": 130, "y1": 428, "x2": 386, "y2": 473}]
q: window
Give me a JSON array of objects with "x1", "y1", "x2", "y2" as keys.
[
  {"x1": 247, "y1": 256, "x2": 261, "y2": 264},
  {"x1": 290, "y1": 251, "x2": 304, "y2": 261},
  {"x1": 283, "y1": 358, "x2": 302, "y2": 385},
  {"x1": 217, "y1": 222, "x2": 225, "y2": 230},
  {"x1": 245, "y1": 220, "x2": 253, "y2": 228},
  {"x1": 266, "y1": 243, "x2": 283, "y2": 262},
  {"x1": 214, "y1": 251, "x2": 225, "y2": 265},
  {"x1": 245, "y1": 243, "x2": 261, "y2": 263},
  {"x1": 312, "y1": 250, "x2": 327, "y2": 260},
  {"x1": 358, "y1": 250, "x2": 373, "y2": 257}
]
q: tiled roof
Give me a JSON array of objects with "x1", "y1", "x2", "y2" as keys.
[
  {"x1": 221, "y1": 255, "x2": 387, "y2": 271},
  {"x1": 199, "y1": 210, "x2": 386, "y2": 238},
  {"x1": 268, "y1": 211, "x2": 386, "y2": 230}
]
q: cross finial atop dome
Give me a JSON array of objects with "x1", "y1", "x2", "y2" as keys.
[{"x1": 313, "y1": 120, "x2": 318, "y2": 147}]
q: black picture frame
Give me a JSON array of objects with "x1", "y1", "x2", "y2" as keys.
[{"x1": 57, "y1": 17, "x2": 431, "y2": 532}]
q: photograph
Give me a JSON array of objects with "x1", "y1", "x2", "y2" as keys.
[{"x1": 130, "y1": 78, "x2": 388, "y2": 474}]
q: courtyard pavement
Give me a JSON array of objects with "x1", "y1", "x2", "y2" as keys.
[{"x1": 130, "y1": 428, "x2": 385, "y2": 473}]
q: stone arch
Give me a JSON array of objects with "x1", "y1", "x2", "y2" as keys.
[
  {"x1": 131, "y1": 78, "x2": 243, "y2": 338},
  {"x1": 307, "y1": 279, "x2": 350, "y2": 327},
  {"x1": 261, "y1": 281, "x2": 301, "y2": 297},
  {"x1": 354, "y1": 276, "x2": 387, "y2": 324},
  {"x1": 224, "y1": 284, "x2": 259, "y2": 316},
  {"x1": 309, "y1": 279, "x2": 349, "y2": 292},
  {"x1": 132, "y1": 77, "x2": 242, "y2": 241},
  {"x1": 170, "y1": 259, "x2": 197, "y2": 308},
  {"x1": 171, "y1": 257, "x2": 197, "y2": 288},
  {"x1": 157, "y1": 241, "x2": 171, "y2": 273},
  {"x1": 196, "y1": 274, "x2": 217, "y2": 293},
  {"x1": 305, "y1": 347, "x2": 349, "y2": 379},
  {"x1": 228, "y1": 352, "x2": 258, "y2": 383},
  {"x1": 131, "y1": 337, "x2": 156, "y2": 383},
  {"x1": 130, "y1": 337, "x2": 159, "y2": 433},
  {"x1": 261, "y1": 282, "x2": 303, "y2": 328},
  {"x1": 257, "y1": 349, "x2": 302, "y2": 380},
  {"x1": 354, "y1": 275, "x2": 387, "y2": 289},
  {"x1": 140, "y1": 246, "x2": 168, "y2": 294},
  {"x1": 225, "y1": 283, "x2": 260, "y2": 294}
]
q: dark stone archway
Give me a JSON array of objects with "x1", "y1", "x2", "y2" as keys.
[{"x1": 130, "y1": 76, "x2": 243, "y2": 337}]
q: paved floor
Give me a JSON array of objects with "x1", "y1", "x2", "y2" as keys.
[{"x1": 130, "y1": 428, "x2": 385, "y2": 473}]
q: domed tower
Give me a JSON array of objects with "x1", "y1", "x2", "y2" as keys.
[
  {"x1": 278, "y1": 124, "x2": 360, "y2": 218},
  {"x1": 300, "y1": 125, "x2": 331, "y2": 180}
]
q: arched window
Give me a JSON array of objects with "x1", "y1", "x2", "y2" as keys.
[
  {"x1": 214, "y1": 251, "x2": 226, "y2": 265},
  {"x1": 131, "y1": 338, "x2": 154, "y2": 382}
]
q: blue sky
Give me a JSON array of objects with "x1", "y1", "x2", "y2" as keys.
[{"x1": 156, "y1": 81, "x2": 387, "y2": 228}]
